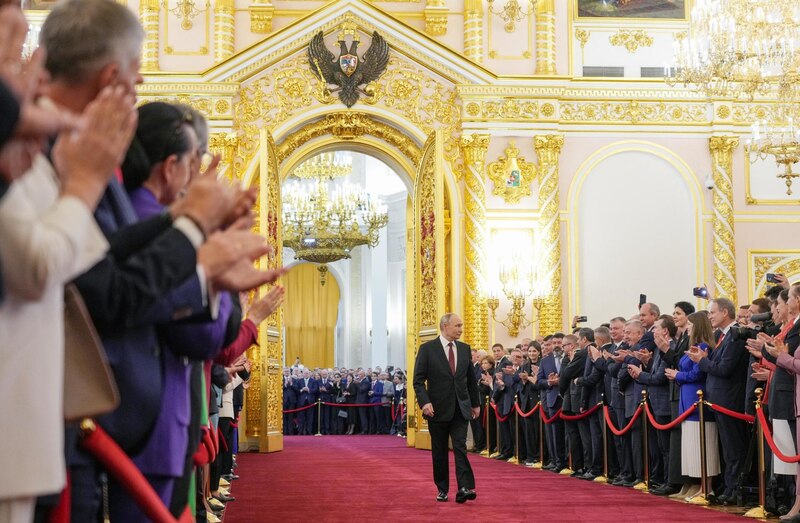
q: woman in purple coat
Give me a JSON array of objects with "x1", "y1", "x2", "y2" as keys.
[{"x1": 665, "y1": 311, "x2": 720, "y2": 500}]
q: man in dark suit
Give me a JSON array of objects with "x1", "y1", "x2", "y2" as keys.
[
  {"x1": 586, "y1": 326, "x2": 620, "y2": 480},
  {"x1": 689, "y1": 297, "x2": 750, "y2": 504},
  {"x1": 492, "y1": 348, "x2": 521, "y2": 460},
  {"x1": 560, "y1": 334, "x2": 589, "y2": 477},
  {"x1": 616, "y1": 320, "x2": 645, "y2": 488},
  {"x1": 293, "y1": 370, "x2": 320, "y2": 435},
  {"x1": 575, "y1": 327, "x2": 603, "y2": 480},
  {"x1": 318, "y1": 370, "x2": 334, "y2": 435},
  {"x1": 605, "y1": 318, "x2": 630, "y2": 485},
  {"x1": 413, "y1": 313, "x2": 480, "y2": 503},
  {"x1": 355, "y1": 370, "x2": 371, "y2": 433},
  {"x1": 283, "y1": 368, "x2": 297, "y2": 435},
  {"x1": 470, "y1": 350, "x2": 486, "y2": 452},
  {"x1": 536, "y1": 335, "x2": 567, "y2": 471}
]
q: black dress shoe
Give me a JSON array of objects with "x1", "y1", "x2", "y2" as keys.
[
  {"x1": 580, "y1": 471, "x2": 598, "y2": 481},
  {"x1": 570, "y1": 469, "x2": 586, "y2": 478},
  {"x1": 436, "y1": 490, "x2": 448, "y2": 502},
  {"x1": 455, "y1": 488, "x2": 477, "y2": 503},
  {"x1": 621, "y1": 478, "x2": 637, "y2": 488},
  {"x1": 493, "y1": 453, "x2": 511, "y2": 460}
]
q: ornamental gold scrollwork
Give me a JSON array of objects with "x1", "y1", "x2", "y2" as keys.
[
  {"x1": 463, "y1": 99, "x2": 543, "y2": 120},
  {"x1": 418, "y1": 136, "x2": 438, "y2": 328},
  {"x1": 487, "y1": 141, "x2": 537, "y2": 204},
  {"x1": 560, "y1": 101, "x2": 705, "y2": 124},
  {"x1": 753, "y1": 255, "x2": 800, "y2": 298},
  {"x1": 709, "y1": 135, "x2": 739, "y2": 304},
  {"x1": 609, "y1": 29, "x2": 653, "y2": 54}
]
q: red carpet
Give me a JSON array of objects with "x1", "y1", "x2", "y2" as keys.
[{"x1": 223, "y1": 436, "x2": 745, "y2": 522}]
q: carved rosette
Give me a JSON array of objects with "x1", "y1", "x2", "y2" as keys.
[
  {"x1": 535, "y1": 0, "x2": 556, "y2": 75},
  {"x1": 460, "y1": 134, "x2": 489, "y2": 350},
  {"x1": 214, "y1": 0, "x2": 235, "y2": 62},
  {"x1": 534, "y1": 134, "x2": 564, "y2": 334},
  {"x1": 463, "y1": 0, "x2": 483, "y2": 63},
  {"x1": 139, "y1": 0, "x2": 160, "y2": 72},
  {"x1": 709, "y1": 136, "x2": 739, "y2": 303}
]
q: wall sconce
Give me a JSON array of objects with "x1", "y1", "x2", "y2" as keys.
[
  {"x1": 487, "y1": 0, "x2": 536, "y2": 33},
  {"x1": 165, "y1": 0, "x2": 206, "y2": 30}
]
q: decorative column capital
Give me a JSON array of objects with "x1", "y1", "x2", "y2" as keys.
[
  {"x1": 249, "y1": 2, "x2": 275, "y2": 34},
  {"x1": 709, "y1": 135, "x2": 739, "y2": 155},
  {"x1": 215, "y1": 0, "x2": 234, "y2": 11},
  {"x1": 460, "y1": 134, "x2": 490, "y2": 165},
  {"x1": 534, "y1": 134, "x2": 564, "y2": 157},
  {"x1": 424, "y1": 0, "x2": 448, "y2": 36}
]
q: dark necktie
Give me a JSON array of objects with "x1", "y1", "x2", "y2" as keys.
[
  {"x1": 448, "y1": 342, "x2": 455, "y2": 375},
  {"x1": 714, "y1": 329, "x2": 724, "y2": 344}
]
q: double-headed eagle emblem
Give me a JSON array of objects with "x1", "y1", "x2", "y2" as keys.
[{"x1": 308, "y1": 29, "x2": 390, "y2": 108}]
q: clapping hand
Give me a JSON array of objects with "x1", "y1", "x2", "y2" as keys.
[
  {"x1": 633, "y1": 349, "x2": 652, "y2": 366},
  {"x1": 611, "y1": 349, "x2": 629, "y2": 363},
  {"x1": 664, "y1": 368, "x2": 677, "y2": 381},
  {"x1": 627, "y1": 364, "x2": 641, "y2": 379},
  {"x1": 765, "y1": 338, "x2": 788, "y2": 358},
  {"x1": 687, "y1": 345, "x2": 706, "y2": 363},
  {"x1": 746, "y1": 337, "x2": 765, "y2": 359},
  {"x1": 751, "y1": 361, "x2": 770, "y2": 382},
  {"x1": 654, "y1": 331, "x2": 670, "y2": 353},
  {"x1": 588, "y1": 345, "x2": 601, "y2": 362},
  {"x1": 547, "y1": 372, "x2": 559, "y2": 387}
]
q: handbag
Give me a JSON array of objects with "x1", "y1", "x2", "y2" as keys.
[
  {"x1": 63, "y1": 283, "x2": 119, "y2": 422},
  {"x1": 338, "y1": 409, "x2": 348, "y2": 419}
]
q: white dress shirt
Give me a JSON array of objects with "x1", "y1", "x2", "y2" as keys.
[{"x1": 439, "y1": 335, "x2": 457, "y2": 370}]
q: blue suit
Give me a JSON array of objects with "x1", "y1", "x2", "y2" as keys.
[
  {"x1": 293, "y1": 377, "x2": 319, "y2": 434},
  {"x1": 636, "y1": 345, "x2": 671, "y2": 485},
  {"x1": 317, "y1": 378, "x2": 334, "y2": 434},
  {"x1": 368, "y1": 380, "x2": 384, "y2": 434},
  {"x1": 536, "y1": 353, "x2": 566, "y2": 468}
]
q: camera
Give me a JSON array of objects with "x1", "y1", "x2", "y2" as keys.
[
  {"x1": 732, "y1": 324, "x2": 762, "y2": 341},
  {"x1": 750, "y1": 312, "x2": 771, "y2": 323},
  {"x1": 692, "y1": 287, "x2": 709, "y2": 299},
  {"x1": 575, "y1": 316, "x2": 587, "y2": 323},
  {"x1": 766, "y1": 273, "x2": 780, "y2": 284}
]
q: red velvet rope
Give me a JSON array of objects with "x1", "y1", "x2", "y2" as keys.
[
  {"x1": 758, "y1": 408, "x2": 800, "y2": 463},
  {"x1": 282, "y1": 403, "x2": 318, "y2": 414},
  {"x1": 559, "y1": 403, "x2": 601, "y2": 421},
  {"x1": 80, "y1": 422, "x2": 193, "y2": 523},
  {"x1": 514, "y1": 403, "x2": 540, "y2": 418},
  {"x1": 489, "y1": 402, "x2": 512, "y2": 422},
  {"x1": 644, "y1": 402, "x2": 698, "y2": 430},
  {"x1": 320, "y1": 402, "x2": 391, "y2": 408},
  {"x1": 539, "y1": 406, "x2": 563, "y2": 424},
  {"x1": 706, "y1": 402, "x2": 755, "y2": 424},
  {"x1": 603, "y1": 405, "x2": 642, "y2": 436}
]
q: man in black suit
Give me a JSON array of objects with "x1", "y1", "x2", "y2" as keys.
[
  {"x1": 689, "y1": 297, "x2": 750, "y2": 504},
  {"x1": 492, "y1": 348, "x2": 521, "y2": 461},
  {"x1": 413, "y1": 313, "x2": 480, "y2": 503}
]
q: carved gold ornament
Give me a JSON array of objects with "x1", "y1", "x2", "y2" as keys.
[
  {"x1": 609, "y1": 29, "x2": 653, "y2": 54},
  {"x1": 487, "y1": 141, "x2": 537, "y2": 204}
]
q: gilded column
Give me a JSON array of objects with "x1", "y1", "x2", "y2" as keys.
[
  {"x1": 534, "y1": 134, "x2": 564, "y2": 334},
  {"x1": 139, "y1": 0, "x2": 160, "y2": 72},
  {"x1": 709, "y1": 136, "x2": 739, "y2": 303},
  {"x1": 460, "y1": 134, "x2": 489, "y2": 350},
  {"x1": 464, "y1": 0, "x2": 483, "y2": 63},
  {"x1": 424, "y1": 0, "x2": 448, "y2": 36},
  {"x1": 534, "y1": 0, "x2": 556, "y2": 75},
  {"x1": 214, "y1": 0, "x2": 235, "y2": 62}
]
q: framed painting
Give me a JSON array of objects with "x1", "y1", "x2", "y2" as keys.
[{"x1": 576, "y1": 0, "x2": 687, "y2": 20}]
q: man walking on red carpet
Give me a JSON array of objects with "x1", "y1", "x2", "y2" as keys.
[{"x1": 413, "y1": 313, "x2": 480, "y2": 503}]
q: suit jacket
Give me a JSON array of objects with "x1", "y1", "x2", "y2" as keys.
[
  {"x1": 559, "y1": 349, "x2": 587, "y2": 413},
  {"x1": 0, "y1": 157, "x2": 108, "y2": 499},
  {"x1": 765, "y1": 320, "x2": 800, "y2": 419},
  {"x1": 662, "y1": 333, "x2": 690, "y2": 402},
  {"x1": 776, "y1": 342, "x2": 800, "y2": 416},
  {"x1": 518, "y1": 362, "x2": 539, "y2": 411},
  {"x1": 636, "y1": 343, "x2": 671, "y2": 417},
  {"x1": 369, "y1": 379, "x2": 384, "y2": 404},
  {"x1": 294, "y1": 378, "x2": 320, "y2": 406},
  {"x1": 698, "y1": 325, "x2": 749, "y2": 411},
  {"x1": 536, "y1": 353, "x2": 563, "y2": 409},
  {"x1": 618, "y1": 344, "x2": 644, "y2": 418},
  {"x1": 413, "y1": 338, "x2": 479, "y2": 423},
  {"x1": 355, "y1": 377, "x2": 371, "y2": 404},
  {"x1": 491, "y1": 367, "x2": 517, "y2": 416},
  {"x1": 579, "y1": 344, "x2": 606, "y2": 410},
  {"x1": 318, "y1": 378, "x2": 335, "y2": 402}
]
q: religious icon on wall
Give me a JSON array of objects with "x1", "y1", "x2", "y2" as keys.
[
  {"x1": 577, "y1": 0, "x2": 686, "y2": 19},
  {"x1": 487, "y1": 142, "x2": 537, "y2": 204}
]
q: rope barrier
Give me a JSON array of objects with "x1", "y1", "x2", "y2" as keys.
[
  {"x1": 490, "y1": 402, "x2": 512, "y2": 423},
  {"x1": 757, "y1": 408, "x2": 800, "y2": 463},
  {"x1": 540, "y1": 406, "x2": 563, "y2": 424},
  {"x1": 644, "y1": 402, "x2": 698, "y2": 431},
  {"x1": 282, "y1": 403, "x2": 318, "y2": 414},
  {"x1": 706, "y1": 401, "x2": 755, "y2": 424},
  {"x1": 559, "y1": 403, "x2": 601, "y2": 421},
  {"x1": 603, "y1": 405, "x2": 642, "y2": 436},
  {"x1": 320, "y1": 401, "x2": 391, "y2": 408},
  {"x1": 79, "y1": 420, "x2": 193, "y2": 523},
  {"x1": 513, "y1": 403, "x2": 540, "y2": 418}
]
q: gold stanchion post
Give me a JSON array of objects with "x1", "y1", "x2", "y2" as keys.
[
  {"x1": 745, "y1": 388, "x2": 770, "y2": 518},
  {"x1": 508, "y1": 394, "x2": 520, "y2": 464},
  {"x1": 634, "y1": 390, "x2": 648, "y2": 491},
  {"x1": 595, "y1": 400, "x2": 609, "y2": 483},
  {"x1": 314, "y1": 399, "x2": 322, "y2": 437},
  {"x1": 689, "y1": 390, "x2": 710, "y2": 505},
  {"x1": 533, "y1": 402, "x2": 544, "y2": 469},
  {"x1": 481, "y1": 396, "x2": 490, "y2": 457}
]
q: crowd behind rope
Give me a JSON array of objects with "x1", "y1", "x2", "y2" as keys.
[
  {"x1": 281, "y1": 364, "x2": 408, "y2": 436},
  {"x1": 471, "y1": 279, "x2": 800, "y2": 520}
]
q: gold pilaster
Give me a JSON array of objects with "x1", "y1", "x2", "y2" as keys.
[
  {"x1": 214, "y1": 0, "x2": 235, "y2": 62},
  {"x1": 248, "y1": 2, "x2": 274, "y2": 34},
  {"x1": 709, "y1": 135, "x2": 739, "y2": 304},
  {"x1": 424, "y1": 0, "x2": 448, "y2": 36},
  {"x1": 534, "y1": 0, "x2": 556, "y2": 75},
  {"x1": 139, "y1": 0, "x2": 160, "y2": 72},
  {"x1": 534, "y1": 134, "x2": 564, "y2": 334},
  {"x1": 464, "y1": 0, "x2": 483, "y2": 63},
  {"x1": 460, "y1": 134, "x2": 489, "y2": 350}
]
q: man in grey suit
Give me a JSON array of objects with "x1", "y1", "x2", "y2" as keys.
[{"x1": 413, "y1": 313, "x2": 480, "y2": 504}]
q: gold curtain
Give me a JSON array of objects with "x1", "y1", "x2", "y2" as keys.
[{"x1": 284, "y1": 263, "x2": 340, "y2": 369}]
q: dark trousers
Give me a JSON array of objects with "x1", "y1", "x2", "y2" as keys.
[
  {"x1": 320, "y1": 403, "x2": 332, "y2": 434},
  {"x1": 667, "y1": 400, "x2": 687, "y2": 485},
  {"x1": 717, "y1": 414, "x2": 749, "y2": 494},
  {"x1": 470, "y1": 412, "x2": 486, "y2": 451},
  {"x1": 429, "y1": 412, "x2": 474, "y2": 493},
  {"x1": 486, "y1": 408, "x2": 498, "y2": 453},
  {"x1": 283, "y1": 402, "x2": 296, "y2": 435},
  {"x1": 358, "y1": 406, "x2": 369, "y2": 433},
  {"x1": 545, "y1": 407, "x2": 566, "y2": 468},
  {"x1": 522, "y1": 414, "x2": 539, "y2": 461},
  {"x1": 588, "y1": 410, "x2": 603, "y2": 474},
  {"x1": 578, "y1": 418, "x2": 591, "y2": 471},
  {"x1": 218, "y1": 417, "x2": 234, "y2": 476},
  {"x1": 614, "y1": 407, "x2": 632, "y2": 479},
  {"x1": 299, "y1": 403, "x2": 314, "y2": 434},
  {"x1": 565, "y1": 418, "x2": 585, "y2": 471},
  {"x1": 369, "y1": 404, "x2": 381, "y2": 434},
  {"x1": 498, "y1": 415, "x2": 514, "y2": 456},
  {"x1": 629, "y1": 418, "x2": 644, "y2": 481},
  {"x1": 649, "y1": 414, "x2": 671, "y2": 485},
  {"x1": 69, "y1": 462, "x2": 103, "y2": 523}
]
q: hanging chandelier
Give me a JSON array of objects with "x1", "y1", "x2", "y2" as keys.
[
  {"x1": 668, "y1": 0, "x2": 800, "y2": 195},
  {"x1": 282, "y1": 153, "x2": 389, "y2": 282}
]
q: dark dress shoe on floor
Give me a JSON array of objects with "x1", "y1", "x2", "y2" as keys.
[
  {"x1": 455, "y1": 488, "x2": 477, "y2": 503},
  {"x1": 436, "y1": 491, "x2": 448, "y2": 502},
  {"x1": 570, "y1": 469, "x2": 586, "y2": 478},
  {"x1": 493, "y1": 454, "x2": 511, "y2": 460},
  {"x1": 621, "y1": 478, "x2": 637, "y2": 488},
  {"x1": 213, "y1": 494, "x2": 235, "y2": 503},
  {"x1": 580, "y1": 471, "x2": 598, "y2": 481}
]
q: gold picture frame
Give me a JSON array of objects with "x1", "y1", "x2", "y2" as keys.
[{"x1": 487, "y1": 141, "x2": 537, "y2": 204}]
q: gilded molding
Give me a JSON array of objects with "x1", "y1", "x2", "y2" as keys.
[
  {"x1": 609, "y1": 29, "x2": 653, "y2": 54},
  {"x1": 460, "y1": 134, "x2": 490, "y2": 350},
  {"x1": 139, "y1": 0, "x2": 160, "y2": 72},
  {"x1": 487, "y1": 141, "x2": 537, "y2": 204},
  {"x1": 560, "y1": 100, "x2": 705, "y2": 124},
  {"x1": 423, "y1": 0, "x2": 448, "y2": 36},
  {"x1": 249, "y1": 2, "x2": 274, "y2": 34},
  {"x1": 709, "y1": 135, "x2": 739, "y2": 304},
  {"x1": 534, "y1": 134, "x2": 564, "y2": 335},
  {"x1": 418, "y1": 134, "x2": 438, "y2": 328},
  {"x1": 463, "y1": 99, "x2": 547, "y2": 120},
  {"x1": 463, "y1": 0, "x2": 483, "y2": 63},
  {"x1": 534, "y1": 0, "x2": 556, "y2": 75},
  {"x1": 214, "y1": 0, "x2": 235, "y2": 62},
  {"x1": 752, "y1": 252, "x2": 800, "y2": 298}
]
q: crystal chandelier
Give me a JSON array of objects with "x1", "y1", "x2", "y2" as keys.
[{"x1": 282, "y1": 153, "x2": 389, "y2": 283}]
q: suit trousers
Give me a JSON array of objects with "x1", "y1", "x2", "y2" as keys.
[
  {"x1": 283, "y1": 402, "x2": 296, "y2": 435},
  {"x1": 602, "y1": 409, "x2": 620, "y2": 478},
  {"x1": 487, "y1": 409, "x2": 498, "y2": 454},
  {"x1": 717, "y1": 414, "x2": 749, "y2": 494},
  {"x1": 470, "y1": 413, "x2": 486, "y2": 451},
  {"x1": 614, "y1": 407, "x2": 632, "y2": 479},
  {"x1": 428, "y1": 412, "x2": 475, "y2": 493},
  {"x1": 588, "y1": 411, "x2": 603, "y2": 475},
  {"x1": 358, "y1": 406, "x2": 369, "y2": 434},
  {"x1": 369, "y1": 404, "x2": 381, "y2": 434},
  {"x1": 498, "y1": 416, "x2": 514, "y2": 456},
  {"x1": 320, "y1": 403, "x2": 332, "y2": 434},
  {"x1": 667, "y1": 400, "x2": 688, "y2": 485},
  {"x1": 649, "y1": 414, "x2": 671, "y2": 485},
  {"x1": 629, "y1": 418, "x2": 644, "y2": 481},
  {"x1": 545, "y1": 407, "x2": 566, "y2": 468},
  {"x1": 565, "y1": 419, "x2": 585, "y2": 471},
  {"x1": 219, "y1": 416, "x2": 235, "y2": 476},
  {"x1": 522, "y1": 415, "x2": 539, "y2": 461}
]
